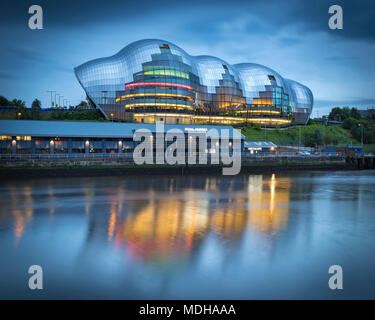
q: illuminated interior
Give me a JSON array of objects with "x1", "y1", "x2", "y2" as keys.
[{"x1": 74, "y1": 39, "x2": 313, "y2": 126}]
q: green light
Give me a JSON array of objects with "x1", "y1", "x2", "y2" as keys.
[{"x1": 144, "y1": 69, "x2": 189, "y2": 79}]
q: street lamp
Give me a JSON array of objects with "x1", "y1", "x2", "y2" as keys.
[
  {"x1": 110, "y1": 113, "x2": 114, "y2": 122},
  {"x1": 358, "y1": 123, "x2": 364, "y2": 147},
  {"x1": 55, "y1": 93, "x2": 60, "y2": 108},
  {"x1": 59, "y1": 95, "x2": 63, "y2": 108},
  {"x1": 17, "y1": 112, "x2": 22, "y2": 120},
  {"x1": 47, "y1": 91, "x2": 56, "y2": 108}
]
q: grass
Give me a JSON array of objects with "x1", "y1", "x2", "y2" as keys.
[
  {"x1": 363, "y1": 144, "x2": 375, "y2": 153},
  {"x1": 236, "y1": 123, "x2": 360, "y2": 146}
]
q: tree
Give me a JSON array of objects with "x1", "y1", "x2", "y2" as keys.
[
  {"x1": 350, "y1": 107, "x2": 361, "y2": 120},
  {"x1": 342, "y1": 107, "x2": 351, "y2": 120},
  {"x1": 328, "y1": 107, "x2": 343, "y2": 121},
  {"x1": 31, "y1": 99, "x2": 41, "y2": 120},
  {"x1": 76, "y1": 101, "x2": 88, "y2": 109},
  {"x1": 342, "y1": 117, "x2": 358, "y2": 130},
  {"x1": 0, "y1": 96, "x2": 11, "y2": 106},
  {"x1": 303, "y1": 129, "x2": 323, "y2": 147}
]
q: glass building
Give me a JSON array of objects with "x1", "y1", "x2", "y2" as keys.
[{"x1": 75, "y1": 39, "x2": 313, "y2": 126}]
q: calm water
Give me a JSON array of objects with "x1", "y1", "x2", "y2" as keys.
[{"x1": 0, "y1": 171, "x2": 375, "y2": 299}]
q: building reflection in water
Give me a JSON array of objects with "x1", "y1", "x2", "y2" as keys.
[
  {"x1": 9, "y1": 185, "x2": 34, "y2": 245},
  {"x1": 110, "y1": 174, "x2": 291, "y2": 264},
  {"x1": 5, "y1": 174, "x2": 291, "y2": 258}
]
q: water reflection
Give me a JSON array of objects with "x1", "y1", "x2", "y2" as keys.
[
  {"x1": 1, "y1": 171, "x2": 375, "y2": 299},
  {"x1": 91, "y1": 174, "x2": 292, "y2": 263}
]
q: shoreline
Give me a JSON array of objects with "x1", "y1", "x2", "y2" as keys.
[{"x1": 0, "y1": 162, "x2": 360, "y2": 178}]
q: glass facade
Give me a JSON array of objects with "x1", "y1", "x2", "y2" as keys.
[
  {"x1": 286, "y1": 79, "x2": 314, "y2": 124},
  {"x1": 75, "y1": 39, "x2": 313, "y2": 126}
]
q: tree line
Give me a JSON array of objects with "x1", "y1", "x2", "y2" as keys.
[
  {"x1": 329, "y1": 107, "x2": 375, "y2": 144},
  {"x1": 0, "y1": 96, "x2": 104, "y2": 121}
]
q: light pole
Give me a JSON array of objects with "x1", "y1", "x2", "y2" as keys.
[
  {"x1": 110, "y1": 113, "x2": 114, "y2": 122},
  {"x1": 55, "y1": 93, "x2": 60, "y2": 108},
  {"x1": 358, "y1": 123, "x2": 364, "y2": 147},
  {"x1": 54, "y1": 92, "x2": 58, "y2": 108},
  {"x1": 17, "y1": 112, "x2": 22, "y2": 120},
  {"x1": 59, "y1": 95, "x2": 63, "y2": 108},
  {"x1": 298, "y1": 126, "x2": 301, "y2": 152},
  {"x1": 47, "y1": 91, "x2": 56, "y2": 108}
]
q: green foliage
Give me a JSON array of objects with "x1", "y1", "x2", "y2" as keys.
[
  {"x1": 63, "y1": 110, "x2": 103, "y2": 121},
  {"x1": 350, "y1": 107, "x2": 361, "y2": 119},
  {"x1": 303, "y1": 129, "x2": 322, "y2": 147},
  {"x1": 0, "y1": 96, "x2": 11, "y2": 106},
  {"x1": 342, "y1": 117, "x2": 358, "y2": 129},
  {"x1": 253, "y1": 123, "x2": 261, "y2": 130},
  {"x1": 240, "y1": 123, "x2": 359, "y2": 147},
  {"x1": 328, "y1": 106, "x2": 360, "y2": 121},
  {"x1": 77, "y1": 101, "x2": 88, "y2": 107},
  {"x1": 307, "y1": 118, "x2": 317, "y2": 125},
  {"x1": 324, "y1": 106, "x2": 375, "y2": 145},
  {"x1": 31, "y1": 99, "x2": 41, "y2": 120}
]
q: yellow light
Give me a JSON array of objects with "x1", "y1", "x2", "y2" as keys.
[
  {"x1": 16, "y1": 136, "x2": 31, "y2": 141},
  {"x1": 132, "y1": 113, "x2": 292, "y2": 125}
]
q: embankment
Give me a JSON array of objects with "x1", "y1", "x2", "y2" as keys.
[{"x1": 0, "y1": 155, "x2": 359, "y2": 178}]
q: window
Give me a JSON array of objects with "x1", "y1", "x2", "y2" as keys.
[
  {"x1": 16, "y1": 136, "x2": 31, "y2": 141},
  {"x1": 268, "y1": 75, "x2": 276, "y2": 81}
]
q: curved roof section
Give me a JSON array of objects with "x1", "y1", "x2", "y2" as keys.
[
  {"x1": 286, "y1": 79, "x2": 313, "y2": 110},
  {"x1": 233, "y1": 63, "x2": 293, "y2": 104},
  {"x1": 195, "y1": 55, "x2": 240, "y2": 93},
  {"x1": 75, "y1": 39, "x2": 196, "y2": 87}
]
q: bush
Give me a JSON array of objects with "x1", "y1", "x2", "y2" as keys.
[
  {"x1": 342, "y1": 117, "x2": 358, "y2": 130},
  {"x1": 303, "y1": 129, "x2": 322, "y2": 147}
]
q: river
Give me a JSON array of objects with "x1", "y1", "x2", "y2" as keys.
[{"x1": 0, "y1": 170, "x2": 374, "y2": 299}]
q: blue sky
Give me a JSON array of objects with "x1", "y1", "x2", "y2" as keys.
[{"x1": 1, "y1": 0, "x2": 375, "y2": 116}]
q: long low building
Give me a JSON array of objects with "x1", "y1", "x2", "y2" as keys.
[
  {"x1": 0, "y1": 120, "x2": 243, "y2": 155},
  {"x1": 244, "y1": 141, "x2": 278, "y2": 154}
]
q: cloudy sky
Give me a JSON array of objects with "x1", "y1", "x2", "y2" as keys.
[{"x1": 1, "y1": 0, "x2": 374, "y2": 115}]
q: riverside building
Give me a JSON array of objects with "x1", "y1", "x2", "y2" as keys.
[{"x1": 75, "y1": 39, "x2": 313, "y2": 127}]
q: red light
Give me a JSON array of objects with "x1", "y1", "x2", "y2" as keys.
[{"x1": 125, "y1": 82, "x2": 193, "y2": 90}]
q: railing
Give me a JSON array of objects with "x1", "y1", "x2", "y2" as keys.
[
  {"x1": 0, "y1": 152, "x2": 345, "y2": 161},
  {"x1": 0, "y1": 153, "x2": 134, "y2": 160}
]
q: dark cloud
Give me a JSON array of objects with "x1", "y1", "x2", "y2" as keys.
[
  {"x1": 0, "y1": 71, "x2": 17, "y2": 79},
  {"x1": 2, "y1": 0, "x2": 374, "y2": 41},
  {"x1": 0, "y1": 0, "x2": 374, "y2": 109}
]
